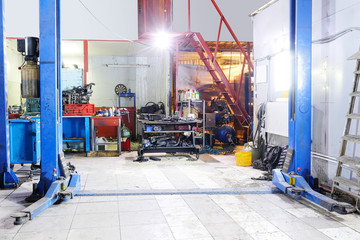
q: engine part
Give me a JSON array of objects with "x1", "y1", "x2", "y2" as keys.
[
  {"x1": 8, "y1": 105, "x2": 22, "y2": 114},
  {"x1": 215, "y1": 125, "x2": 236, "y2": 144},
  {"x1": 26, "y1": 98, "x2": 40, "y2": 113},
  {"x1": 62, "y1": 83, "x2": 95, "y2": 105},
  {"x1": 20, "y1": 61, "x2": 40, "y2": 98},
  {"x1": 153, "y1": 125, "x2": 162, "y2": 131},
  {"x1": 114, "y1": 84, "x2": 127, "y2": 95},
  {"x1": 18, "y1": 37, "x2": 40, "y2": 98},
  {"x1": 17, "y1": 37, "x2": 39, "y2": 62},
  {"x1": 210, "y1": 98, "x2": 230, "y2": 113}
]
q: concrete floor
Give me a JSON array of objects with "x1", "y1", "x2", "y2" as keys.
[{"x1": 1, "y1": 152, "x2": 360, "y2": 240}]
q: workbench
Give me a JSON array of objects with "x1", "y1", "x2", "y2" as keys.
[
  {"x1": 91, "y1": 116, "x2": 122, "y2": 154},
  {"x1": 137, "y1": 119, "x2": 201, "y2": 160},
  {"x1": 62, "y1": 116, "x2": 91, "y2": 152}
]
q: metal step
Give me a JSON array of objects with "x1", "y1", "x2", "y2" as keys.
[
  {"x1": 350, "y1": 92, "x2": 360, "y2": 97},
  {"x1": 346, "y1": 114, "x2": 360, "y2": 120},
  {"x1": 333, "y1": 176, "x2": 360, "y2": 192},
  {"x1": 354, "y1": 71, "x2": 360, "y2": 74},
  {"x1": 342, "y1": 134, "x2": 360, "y2": 144},
  {"x1": 338, "y1": 155, "x2": 360, "y2": 168}
]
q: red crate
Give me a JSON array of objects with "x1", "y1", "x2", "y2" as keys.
[{"x1": 63, "y1": 104, "x2": 95, "y2": 116}]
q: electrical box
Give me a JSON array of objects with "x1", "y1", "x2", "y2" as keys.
[
  {"x1": 205, "y1": 113, "x2": 216, "y2": 128},
  {"x1": 9, "y1": 118, "x2": 41, "y2": 164}
]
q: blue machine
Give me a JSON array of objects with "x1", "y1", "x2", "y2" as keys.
[
  {"x1": 9, "y1": 118, "x2": 41, "y2": 164},
  {"x1": 215, "y1": 125, "x2": 236, "y2": 144},
  {"x1": 272, "y1": 0, "x2": 355, "y2": 214},
  {"x1": 118, "y1": 89, "x2": 136, "y2": 109},
  {"x1": 0, "y1": 0, "x2": 81, "y2": 224}
]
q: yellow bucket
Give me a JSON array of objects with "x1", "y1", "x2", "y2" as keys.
[{"x1": 235, "y1": 152, "x2": 252, "y2": 166}]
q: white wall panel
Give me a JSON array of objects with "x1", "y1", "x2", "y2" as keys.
[
  {"x1": 265, "y1": 101, "x2": 288, "y2": 137},
  {"x1": 253, "y1": 0, "x2": 360, "y2": 185},
  {"x1": 173, "y1": 0, "x2": 269, "y2": 41},
  {"x1": 5, "y1": 40, "x2": 22, "y2": 106},
  {"x1": 253, "y1": 0, "x2": 290, "y2": 60},
  {"x1": 87, "y1": 53, "x2": 170, "y2": 110},
  {"x1": 4, "y1": 0, "x2": 138, "y2": 40}
]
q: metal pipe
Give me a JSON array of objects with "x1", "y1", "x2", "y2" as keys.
[
  {"x1": 210, "y1": 0, "x2": 253, "y2": 70},
  {"x1": 288, "y1": 0, "x2": 312, "y2": 180},
  {"x1": 38, "y1": 0, "x2": 62, "y2": 193},
  {"x1": 83, "y1": 40, "x2": 88, "y2": 85},
  {"x1": 213, "y1": 18, "x2": 223, "y2": 62},
  {"x1": 288, "y1": 0, "x2": 296, "y2": 171},
  {"x1": 188, "y1": 0, "x2": 191, "y2": 32},
  {"x1": 247, "y1": 42, "x2": 252, "y2": 110},
  {"x1": 143, "y1": 0, "x2": 147, "y2": 33},
  {"x1": 77, "y1": 187, "x2": 281, "y2": 196}
]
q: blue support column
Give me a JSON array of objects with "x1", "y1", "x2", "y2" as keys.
[
  {"x1": 37, "y1": 0, "x2": 62, "y2": 194},
  {"x1": 0, "y1": 0, "x2": 19, "y2": 188},
  {"x1": 288, "y1": 0, "x2": 312, "y2": 180},
  {"x1": 57, "y1": 0, "x2": 63, "y2": 154}
]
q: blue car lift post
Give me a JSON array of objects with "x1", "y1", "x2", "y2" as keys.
[
  {"x1": 0, "y1": 0, "x2": 19, "y2": 189},
  {"x1": 0, "y1": 0, "x2": 81, "y2": 224},
  {"x1": 272, "y1": 0, "x2": 354, "y2": 214}
]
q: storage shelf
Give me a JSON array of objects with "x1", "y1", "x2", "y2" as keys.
[
  {"x1": 178, "y1": 100, "x2": 203, "y2": 104},
  {"x1": 144, "y1": 130, "x2": 193, "y2": 133}
]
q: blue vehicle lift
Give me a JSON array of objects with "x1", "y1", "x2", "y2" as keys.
[
  {"x1": 0, "y1": 0, "x2": 80, "y2": 224},
  {"x1": 272, "y1": 0, "x2": 354, "y2": 214},
  {"x1": 0, "y1": 0, "x2": 19, "y2": 189}
]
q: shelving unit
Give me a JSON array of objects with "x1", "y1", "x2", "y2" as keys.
[{"x1": 178, "y1": 99, "x2": 205, "y2": 147}]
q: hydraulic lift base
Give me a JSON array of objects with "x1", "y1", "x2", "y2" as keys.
[
  {"x1": 272, "y1": 169, "x2": 355, "y2": 214},
  {"x1": 11, "y1": 173, "x2": 80, "y2": 224}
]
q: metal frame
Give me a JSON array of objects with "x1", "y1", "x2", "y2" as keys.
[
  {"x1": 91, "y1": 117, "x2": 122, "y2": 154},
  {"x1": 183, "y1": 1, "x2": 254, "y2": 128},
  {"x1": 270, "y1": 0, "x2": 353, "y2": 213},
  {"x1": 118, "y1": 92, "x2": 136, "y2": 109},
  {"x1": 83, "y1": 40, "x2": 88, "y2": 85},
  {"x1": 138, "y1": 119, "x2": 200, "y2": 159},
  {"x1": 37, "y1": 0, "x2": 62, "y2": 194},
  {"x1": 178, "y1": 99, "x2": 205, "y2": 147},
  {"x1": 0, "y1": 0, "x2": 19, "y2": 188},
  {"x1": 9, "y1": 0, "x2": 81, "y2": 224}
]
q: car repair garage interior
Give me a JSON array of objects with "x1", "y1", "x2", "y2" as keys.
[{"x1": 1, "y1": 0, "x2": 360, "y2": 239}]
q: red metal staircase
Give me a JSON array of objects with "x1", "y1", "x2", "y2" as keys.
[
  {"x1": 184, "y1": 0, "x2": 254, "y2": 128},
  {"x1": 187, "y1": 32, "x2": 250, "y2": 126}
]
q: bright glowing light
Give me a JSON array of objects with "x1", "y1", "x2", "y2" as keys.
[{"x1": 154, "y1": 32, "x2": 171, "y2": 49}]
